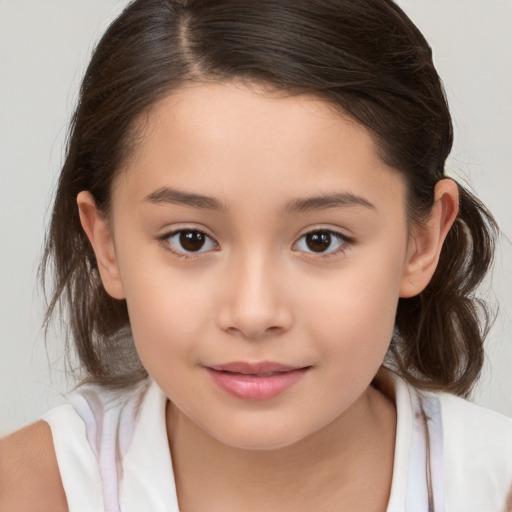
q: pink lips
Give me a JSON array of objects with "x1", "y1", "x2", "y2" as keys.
[{"x1": 205, "y1": 362, "x2": 309, "y2": 400}]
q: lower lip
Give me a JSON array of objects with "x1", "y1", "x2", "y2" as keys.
[{"x1": 206, "y1": 368, "x2": 309, "y2": 400}]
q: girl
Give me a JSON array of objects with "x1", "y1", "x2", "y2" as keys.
[{"x1": 1, "y1": 0, "x2": 511, "y2": 510}]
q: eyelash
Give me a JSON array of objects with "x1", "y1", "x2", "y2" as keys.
[
  {"x1": 157, "y1": 228, "x2": 352, "y2": 261},
  {"x1": 158, "y1": 228, "x2": 218, "y2": 260},
  {"x1": 293, "y1": 230, "x2": 351, "y2": 260}
]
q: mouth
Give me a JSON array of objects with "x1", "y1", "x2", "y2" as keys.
[{"x1": 205, "y1": 362, "x2": 311, "y2": 400}]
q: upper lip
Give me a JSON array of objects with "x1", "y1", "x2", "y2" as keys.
[{"x1": 207, "y1": 361, "x2": 307, "y2": 375}]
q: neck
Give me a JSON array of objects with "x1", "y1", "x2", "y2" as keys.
[{"x1": 166, "y1": 384, "x2": 396, "y2": 512}]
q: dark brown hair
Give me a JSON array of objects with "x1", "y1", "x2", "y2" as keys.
[{"x1": 41, "y1": 0, "x2": 497, "y2": 396}]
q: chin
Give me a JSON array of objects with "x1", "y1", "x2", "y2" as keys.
[
  {"x1": 220, "y1": 433, "x2": 303, "y2": 451},
  {"x1": 205, "y1": 418, "x2": 314, "y2": 452}
]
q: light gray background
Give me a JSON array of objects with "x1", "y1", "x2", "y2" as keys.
[{"x1": 1, "y1": 0, "x2": 511, "y2": 436}]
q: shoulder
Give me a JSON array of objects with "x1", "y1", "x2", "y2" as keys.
[
  {"x1": 438, "y1": 391, "x2": 512, "y2": 437},
  {"x1": 437, "y1": 391, "x2": 512, "y2": 458},
  {"x1": 435, "y1": 392, "x2": 512, "y2": 507},
  {"x1": 0, "y1": 421, "x2": 68, "y2": 512}
]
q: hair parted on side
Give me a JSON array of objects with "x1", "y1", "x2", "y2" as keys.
[{"x1": 41, "y1": 0, "x2": 497, "y2": 396}]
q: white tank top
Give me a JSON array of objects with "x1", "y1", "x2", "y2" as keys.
[{"x1": 42, "y1": 369, "x2": 512, "y2": 512}]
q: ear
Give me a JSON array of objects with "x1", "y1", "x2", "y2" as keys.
[
  {"x1": 77, "y1": 191, "x2": 125, "y2": 300},
  {"x1": 399, "y1": 179, "x2": 459, "y2": 298}
]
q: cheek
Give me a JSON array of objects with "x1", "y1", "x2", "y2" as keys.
[
  {"x1": 303, "y1": 248, "x2": 405, "y2": 366},
  {"x1": 121, "y1": 261, "x2": 215, "y2": 371}
]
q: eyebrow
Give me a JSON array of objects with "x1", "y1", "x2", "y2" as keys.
[
  {"x1": 144, "y1": 186, "x2": 375, "y2": 214},
  {"x1": 282, "y1": 192, "x2": 375, "y2": 214},
  {"x1": 145, "y1": 187, "x2": 228, "y2": 211}
]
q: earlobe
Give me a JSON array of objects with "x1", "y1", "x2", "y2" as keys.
[
  {"x1": 399, "y1": 179, "x2": 459, "y2": 298},
  {"x1": 77, "y1": 191, "x2": 125, "y2": 300}
]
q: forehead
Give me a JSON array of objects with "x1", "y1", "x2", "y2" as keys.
[
  {"x1": 133, "y1": 81, "x2": 377, "y2": 166},
  {"x1": 115, "y1": 81, "x2": 406, "y2": 216}
]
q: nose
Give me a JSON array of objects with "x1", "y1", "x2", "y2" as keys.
[{"x1": 216, "y1": 252, "x2": 294, "y2": 339}]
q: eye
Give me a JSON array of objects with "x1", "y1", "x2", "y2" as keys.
[
  {"x1": 294, "y1": 230, "x2": 348, "y2": 256},
  {"x1": 164, "y1": 229, "x2": 217, "y2": 255}
]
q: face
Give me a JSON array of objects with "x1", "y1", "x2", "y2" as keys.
[{"x1": 88, "y1": 82, "x2": 417, "y2": 450}]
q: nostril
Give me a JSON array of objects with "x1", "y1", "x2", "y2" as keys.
[
  {"x1": 222, "y1": 323, "x2": 289, "y2": 340},
  {"x1": 216, "y1": 296, "x2": 294, "y2": 338}
]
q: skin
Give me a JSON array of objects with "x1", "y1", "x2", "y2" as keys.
[
  {"x1": 0, "y1": 81, "x2": 458, "y2": 511},
  {"x1": 0, "y1": 421, "x2": 68, "y2": 511}
]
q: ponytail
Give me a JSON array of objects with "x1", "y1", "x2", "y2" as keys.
[{"x1": 391, "y1": 182, "x2": 498, "y2": 397}]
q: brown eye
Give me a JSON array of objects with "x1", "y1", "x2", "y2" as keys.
[
  {"x1": 305, "y1": 231, "x2": 332, "y2": 252},
  {"x1": 180, "y1": 230, "x2": 206, "y2": 251},
  {"x1": 165, "y1": 229, "x2": 217, "y2": 255},
  {"x1": 294, "y1": 230, "x2": 347, "y2": 256}
]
